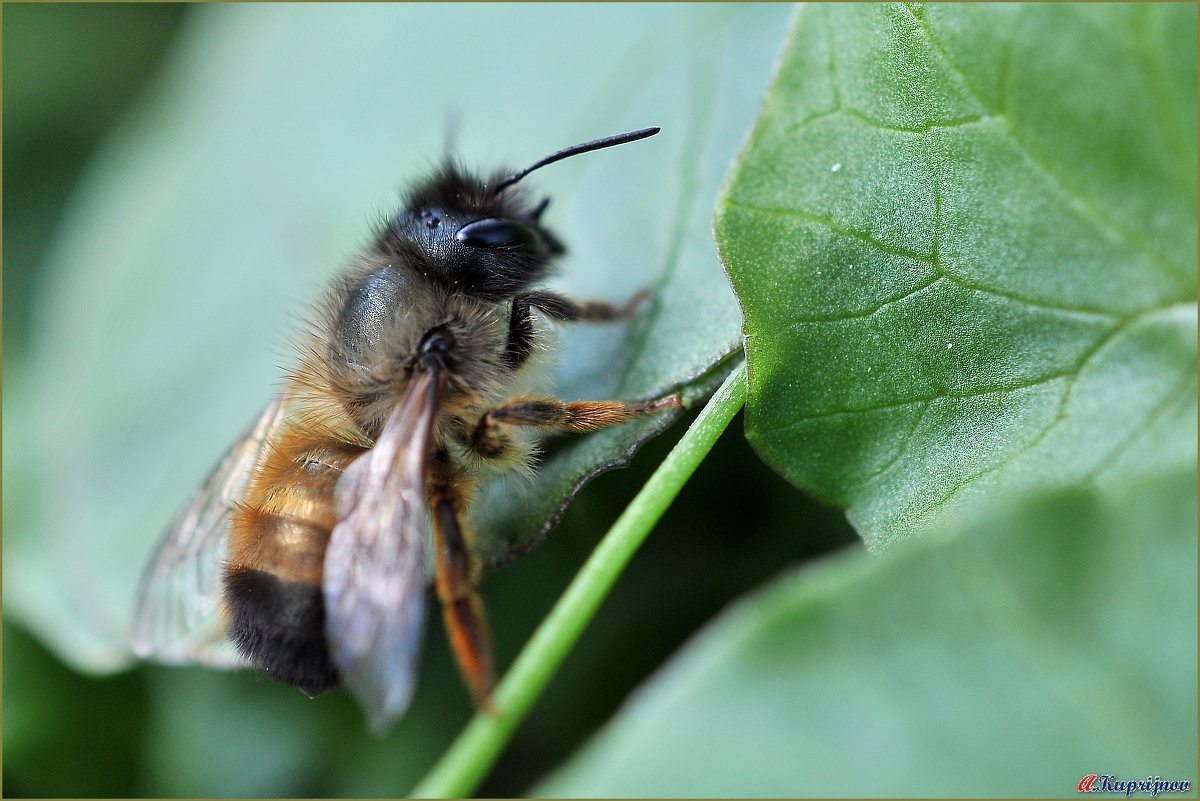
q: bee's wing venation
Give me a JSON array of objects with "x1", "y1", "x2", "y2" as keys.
[
  {"x1": 130, "y1": 393, "x2": 288, "y2": 667},
  {"x1": 324, "y1": 369, "x2": 438, "y2": 735}
]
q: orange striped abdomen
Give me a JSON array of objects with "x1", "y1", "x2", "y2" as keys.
[{"x1": 224, "y1": 422, "x2": 365, "y2": 695}]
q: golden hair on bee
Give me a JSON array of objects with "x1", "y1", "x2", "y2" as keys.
[{"x1": 130, "y1": 126, "x2": 679, "y2": 734}]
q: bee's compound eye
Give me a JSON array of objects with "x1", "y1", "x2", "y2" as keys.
[{"x1": 455, "y1": 217, "x2": 541, "y2": 250}]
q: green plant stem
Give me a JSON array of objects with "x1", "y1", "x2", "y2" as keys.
[{"x1": 412, "y1": 361, "x2": 748, "y2": 798}]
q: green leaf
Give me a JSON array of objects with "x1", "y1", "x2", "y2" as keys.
[
  {"x1": 716, "y1": 3, "x2": 1198, "y2": 547},
  {"x1": 6, "y1": 4, "x2": 791, "y2": 673},
  {"x1": 537, "y1": 466, "x2": 1198, "y2": 796}
]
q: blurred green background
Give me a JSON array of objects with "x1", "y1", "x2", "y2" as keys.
[{"x1": 3, "y1": 4, "x2": 858, "y2": 796}]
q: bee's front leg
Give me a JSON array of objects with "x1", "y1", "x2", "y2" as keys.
[{"x1": 504, "y1": 289, "x2": 651, "y2": 369}]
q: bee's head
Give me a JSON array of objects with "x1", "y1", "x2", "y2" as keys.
[
  {"x1": 379, "y1": 167, "x2": 564, "y2": 302},
  {"x1": 374, "y1": 127, "x2": 659, "y2": 303}
]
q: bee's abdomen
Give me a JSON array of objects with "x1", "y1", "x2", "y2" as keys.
[
  {"x1": 224, "y1": 565, "x2": 338, "y2": 695},
  {"x1": 225, "y1": 426, "x2": 364, "y2": 696}
]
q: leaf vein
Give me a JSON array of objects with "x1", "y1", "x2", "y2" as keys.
[
  {"x1": 920, "y1": 380, "x2": 1073, "y2": 520},
  {"x1": 917, "y1": 305, "x2": 1184, "y2": 514},
  {"x1": 936, "y1": 270, "x2": 1122, "y2": 320},
  {"x1": 781, "y1": 367, "x2": 1077, "y2": 426},
  {"x1": 1084, "y1": 370, "x2": 1198, "y2": 486},
  {"x1": 997, "y1": 19, "x2": 1015, "y2": 115},
  {"x1": 784, "y1": 300, "x2": 1181, "y2": 430},
  {"x1": 781, "y1": 275, "x2": 943, "y2": 325},
  {"x1": 784, "y1": 107, "x2": 844, "y2": 138},
  {"x1": 859, "y1": 399, "x2": 931, "y2": 487},
  {"x1": 842, "y1": 107, "x2": 987, "y2": 136},
  {"x1": 723, "y1": 199, "x2": 933, "y2": 264},
  {"x1": 901, "y1": 3, "x2": 1188, "y2": 285},
  {"x1": 728, "y1": 198, "x2": 1129, "y2": 320}
]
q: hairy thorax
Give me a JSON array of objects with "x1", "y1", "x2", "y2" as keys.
[{"x1": 292, "y1": 258, "x2": 523, "y2": 447}]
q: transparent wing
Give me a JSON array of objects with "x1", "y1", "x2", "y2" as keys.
[
  {"x1": 324, "y1": 369, "x2": 438, "y2": 735},
  {"x1": 130, "y1": 394, "x2": 288, "y2": 667}
]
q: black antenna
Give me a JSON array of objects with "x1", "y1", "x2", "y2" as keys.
[{"x1": 494, "y1": 126, "x2": 660, "y2": 193}]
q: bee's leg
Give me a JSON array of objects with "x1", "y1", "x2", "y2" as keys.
[
  {"x1": 428, "y1": 451, "x2": 495, "y2": 709},
  {"x1": 468, "y1": 393, "x2": 681, "y2": 459},
  {"x1": 520, "y1": 289, "x2": 651, "y2": 323},
  {"x1": 504, "y1": 289, "x2": 651, "y2": 369}
]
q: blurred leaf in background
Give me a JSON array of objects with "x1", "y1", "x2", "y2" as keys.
[
  {"x1": 4, "y1": 5, "x2": 186, "y2": 797},
  {"x1": 3, "y1": 3, "x2": 187, "y2": 358},
  {"x1": 540, "y1": 466, "x2": 1198, "y2": 796},
  {"x1": 5, "y1": 3, "x2": 838, "y2": 797}
]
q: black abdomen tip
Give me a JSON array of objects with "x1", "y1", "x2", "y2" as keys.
[{"x1": 224, "y1": 566, "x2": 339, "y2": 696}]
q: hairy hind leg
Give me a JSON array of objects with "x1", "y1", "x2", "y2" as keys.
[
  {"x1": 467, "y1": 393, "x2": 680, "y2": 461},
  {"x1": 428, "y1": 452, "x2": 494, "y2": 709}
]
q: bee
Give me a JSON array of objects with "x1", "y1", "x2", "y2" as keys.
[{"x1": 129, "y1": 126, "x2": 680, "y2": 734}]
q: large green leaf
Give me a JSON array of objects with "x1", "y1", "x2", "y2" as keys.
[
  {"x1": 538, "y1": 466, "x2": 1198, "y2": 796},
  {"x1": 5, "y1": 4, "x2": 790, "y2": 671},
  {"x1": 716, "y1": 3, "x2": 1198, "y2": 547}
]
